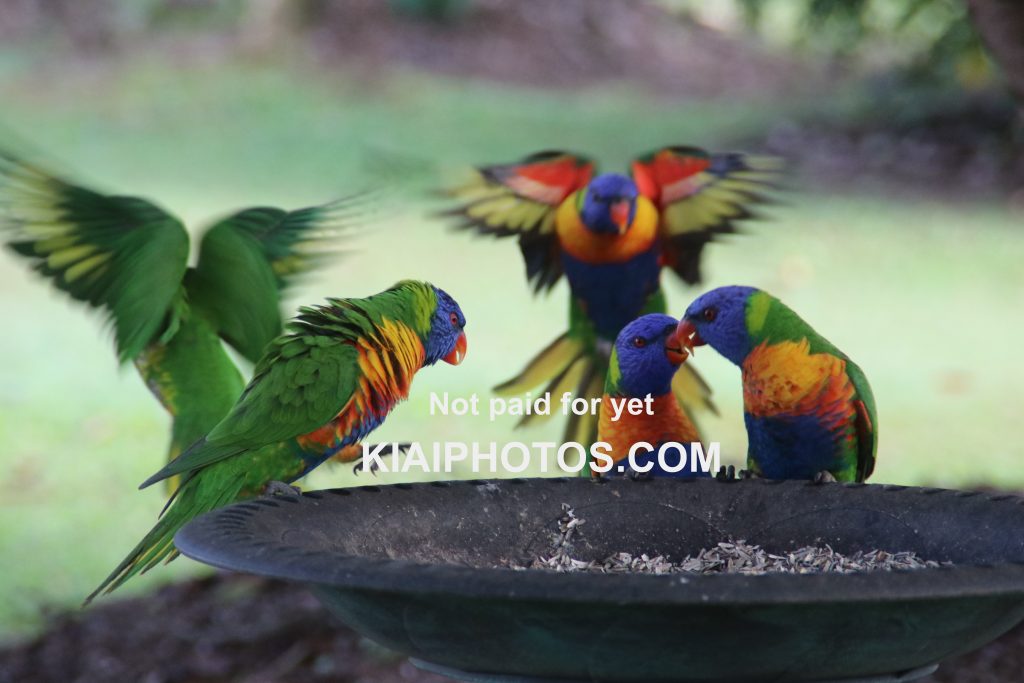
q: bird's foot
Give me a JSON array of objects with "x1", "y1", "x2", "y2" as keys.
[
  {"x1": 738, "y1": 469, "x2": 760, "y2": 480},
  {"x1": 352, "y1": 442, "x2": 411, "y2": 476},
  {"x1": 715, "y1": 465, "x2": 737, "y2": 482},
  {"x1": 263, "y1": 480, "x2": 301, "y2": 497},
  {"x1": 625, "y1": 465, "x2": 653, "y2": 481},
  {"x1": 812, "y1": 470, "x2": 837, "y2": 485},
  {"x1": 352, "y1": 458, "x2": 381, "y2": 476}
]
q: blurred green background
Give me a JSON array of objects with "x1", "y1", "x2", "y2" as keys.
[{"x1": 0, "y1": 0, "x2": 1022, "y2": 642}]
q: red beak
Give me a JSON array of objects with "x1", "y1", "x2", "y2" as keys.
[
  {"x1": 443, "y1": 332, "x2": 467, "y2": 365},
  {"x1": 610, "y1": 200, "x2": 631, "y2": 234},
  {"x1": 671, "y1": 319, "x2": 705, "y2": 358},
  {"x1": 664, "y1": 337, "x2": 688, "y2": 366}
]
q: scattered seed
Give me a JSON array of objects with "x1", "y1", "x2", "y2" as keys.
[{"x1": 506, "y1": 506, "x2": 947, "y2": 575}]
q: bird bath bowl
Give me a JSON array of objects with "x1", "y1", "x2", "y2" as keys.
[{"x1": 175, "y1": 478, "x2": 1024, "y2": 683}]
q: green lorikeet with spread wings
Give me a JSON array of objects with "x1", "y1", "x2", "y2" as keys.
[
  {"x1": 0, "y1": 150, "x2": 366, "y2": 484},
  {"x1": 444, "y1": 146, "x2": 781, "y2": 445},
  {"x1": 85, "y1": 280, "x2": 468, "y2": 602}
]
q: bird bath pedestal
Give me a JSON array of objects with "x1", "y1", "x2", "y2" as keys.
[{"x1": 176, "y1": 478, "x2": 1024, "y2": 683}]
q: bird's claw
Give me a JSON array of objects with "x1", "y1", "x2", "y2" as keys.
[
  {"x1": 351, "y1": 442, "x2": 411, "y2": 476},
  {"x1": 812, "y1": 470, "x2": 837, "y2": 485},
  {"x1": 738, "y1": 469, "x2": 760, "y2": 480},
  {"x1": 625, "y1": 465, "x2": 653, "y2": 481},
  {"x1": 352, "y1": 458, "x2": 381, "y2": 476},
  {"x1": 715, "y1": 465, "x2": 737, "y2": 482},
  {"x1": 263, "y1": 480, "x2": 301, "y2": 498}
]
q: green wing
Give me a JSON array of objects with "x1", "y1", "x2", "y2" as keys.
[
  {"x1": 846, "y1": 359, "x2": 878, "y2": 482},
  {"x1": 186, "y1": 198, "x2": 363, "y2": 364},
  {"x1": 0, "y1": 151, "x2": 190, "y2": 361},
  {"x1": 138, "y1": 336, "x2": 359, "y2": 488},
  {"x1": 442, "y1": 151, "x2": 595, "y2": 293}
]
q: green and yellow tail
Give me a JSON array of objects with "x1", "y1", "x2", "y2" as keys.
[
  {"x1": 494, "y1": 331, "x2": 716, "y2": 450},
  {"x1": 84, "y1": 472, "x2": 244, "y2": 604}
]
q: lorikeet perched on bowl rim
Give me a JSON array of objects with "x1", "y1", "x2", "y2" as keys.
[
  {"x1": 675, "y1": 285, "x2": 876, "y2": 483},
  {"x1": 594, "y1": 313, "x2": 708, "y2": 478},
  {"x1": 85, "y1": 279, "x2": 467, "y2": 602}
]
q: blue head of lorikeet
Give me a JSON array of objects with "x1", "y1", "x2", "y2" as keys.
[
  {"x1": 426, "y1": 286, "x2": 468, "y2": 365},
  {"x1": 611, "y1": 313, "x2": 689, "y2": 397},
  {"x1": 596, "y1": 313, "x2": 702, "y2": 479},
  {"x1": 678, "y1": 285, "x2": 759, "y2": 365},
  {"x1": 578, "y1": 173, "x2": 638, "y2": 235}
]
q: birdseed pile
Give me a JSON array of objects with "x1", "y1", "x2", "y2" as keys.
[{"x1": 509, "y1": 504, "x2": 944, "y2": 575}]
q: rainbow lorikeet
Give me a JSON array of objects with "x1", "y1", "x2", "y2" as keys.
[
  {"x1": 85, "y1": 280, "x2": 468, "y2": 602},
  {"x1": 444, "y1": 146, "x2": 781, "y2": 445},
  {"x1": 592, "y1": 313, "x2": 707, "y2": 478},
  {"x1": 0, "y1": 150, "x2": 365, "y2": 483},
  {"x1": 675, "y1": 286, "x2": 876, "y2": 483}
]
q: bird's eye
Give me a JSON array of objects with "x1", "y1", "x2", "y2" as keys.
[
  {"x1": 449, "y1": 312, "x2": 460, "y2": 327},
  {"x1": 632, "y1": 336, "x2": 647, "y2": 348},
  {"x1": 702, "y1": 307, "x2": 718, "y2": 322}
]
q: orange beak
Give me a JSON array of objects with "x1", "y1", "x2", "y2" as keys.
[
  {"x1": 443, "y1": 331, "x2": 467, "y2": 365},
  {"x1": 610, "y1": 200, "x2": 631, "y2": 234},
  {"x1": 671, "y1": 319, "x2": 705, "y2": 358},
  {"x1": 664, "y1": 338, "x2": 688, "y2": 366},
  {"x1": 664, "y1": 323, "x2": 689, "y2": 366}
]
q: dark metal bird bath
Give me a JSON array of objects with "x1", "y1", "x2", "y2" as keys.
[{"x1": 175, "y1": 478, "x2": 1024, "y2": 683}]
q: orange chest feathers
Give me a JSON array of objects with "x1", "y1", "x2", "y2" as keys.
[
  {"x1": 598, "y1": 393, "x2": 699, "y2": 462},
  {"x1": 742, "y1": 339, "x2": 856, "y2": 427},
  {"x1": 555, "y1": 194, "x2": 659, "y2": 264}
]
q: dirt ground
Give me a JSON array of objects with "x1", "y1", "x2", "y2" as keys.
[{"x1": 0, "y1": 573, "x2": 1021, "y2": 683}]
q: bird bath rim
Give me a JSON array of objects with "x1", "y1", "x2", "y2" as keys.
[{"x1": 174, "y1": 477, "x2": 1024, "y2": 606}]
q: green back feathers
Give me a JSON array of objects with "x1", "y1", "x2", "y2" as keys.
[
  {"x1": 289, "y1": 280, "x2": 437, "y2": 343},
  {"x1": 139, "y1": 281, "x2": 440, "y2": 489},
  {"x1": 745, "y1": 291, "x2": 845, "y2": 359}
]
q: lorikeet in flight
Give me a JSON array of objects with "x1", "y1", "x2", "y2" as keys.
[
  {"x1": 674, "y1": 286, "x2": 876, "y2": 483},
  {"x1": 444, "y1": 146, "x2": 781, "y2": 445},
  {"x1": 592, "y1": 313, "x2": 708, "y2": 478},
  {"x1": 0, "y1": 150, "x2": 366, "y2": 483},
  {"x1": 85, "y1": 280, "x2": 468, "y2": 602}
]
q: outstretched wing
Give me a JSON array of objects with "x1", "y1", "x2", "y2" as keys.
[
  {"x1": 0, "y1": 151, "x2": 190, "y2": 362},
  {"x1": 139, "y1": 337, "x2": 359, "y2": 488},
  {"x1": 187, "y1": 197, "x2": 365, "y2": 364},
  {"x1": 443, "y1": 151, "x2": 595, "y2": 292},
  {"x1": 631, "y1": 146, "x2": 782, "y2": 285}
]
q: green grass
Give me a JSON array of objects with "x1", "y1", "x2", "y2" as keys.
[{"x1": 1, "y1": 53, "x2": 1022, "y2": 641}]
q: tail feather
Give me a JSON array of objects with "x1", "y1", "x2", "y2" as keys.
[
  {"x1": 494, "y1": 333, "x2": 585, "y2": 396},
  {"x1": 493, "y1": 331, "x2": 610, "y2": 444},
  {"x1": 672, "y1": 363, "x2": 718, "y2": 417},
  {"x1": 563, "y1": 365, "x2": 604, "y2": 452},
  {"x1": 516, "y1": 354, "x2": 588, "y2": 429},
  {"x1": 84, "y1": 473, "x2": 244, "y2": 604},
  {"x1": 495, "y1": 330, "x2": 717, "y2": 451}
]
